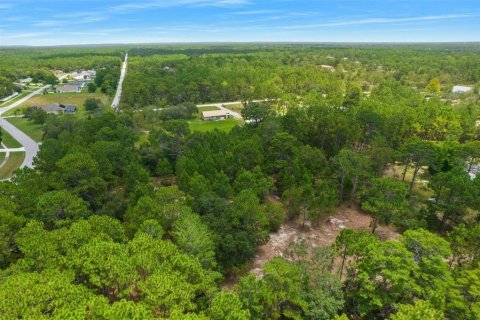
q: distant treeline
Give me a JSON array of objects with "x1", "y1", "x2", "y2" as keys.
[{"x1": 121, "y1": 45, "x2": 480, "y2": 108}]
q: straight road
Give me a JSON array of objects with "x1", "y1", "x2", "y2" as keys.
[
  {"x1": 0, "y1": 85, "x2": 49, "y2": 169},
  {"x1": 111, "y1": 53, "x2": 128, "y2": 109}
]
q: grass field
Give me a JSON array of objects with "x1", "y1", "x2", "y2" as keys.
[
  {"x1": 189, "y1": 118, "x2": 242, "y2": 132},
  {"x1": 1, "y1": 128, "x2": 22, "y2": 148},
  {"x1": 6, "y1": 118, "x2": 43, "y2": 142},
  {"x1": 4, "y1": 92, "x2": 111, "y2": 116},
  {"x1": 0, "y1": 152, "x2": 25, "y2": 180}
]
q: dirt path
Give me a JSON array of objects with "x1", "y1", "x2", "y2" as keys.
[{"x1": 250, "y1": 205, "x2": 399, "y2": 277}]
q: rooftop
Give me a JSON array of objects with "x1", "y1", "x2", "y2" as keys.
[{"x1": 202, "y1": 110, "x2": 230, "y2": 117}]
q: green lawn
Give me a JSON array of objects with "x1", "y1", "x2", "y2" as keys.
[
  {"x1": 4, "y1": 92, "x2": 111, "y2": 117},
  {"x1": 0, "y1": 152, "x2": 25, "y2": 180},
  {"x1": 1, "y1": 129, "x2": 22, "y2": 148},
  {"x1": 189, "y1": 118, "x2": 243, "y2": 132},
  {"x1": 6, "y1": 118, "x2": 43, "y2": 142}
]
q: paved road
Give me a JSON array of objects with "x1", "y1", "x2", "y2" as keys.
[
  {"x1": 0, "y1": 85, "x2": 49, "y2": 169},
  {"x1": 196, "y1": 101, "x2": 243, "y2": 119},
  {"x1": 111, "y1": 53, "x2": 128, "y2": 109},
  {"x1": 0, "y1": 147, "x2": 25, "y2": 153}
]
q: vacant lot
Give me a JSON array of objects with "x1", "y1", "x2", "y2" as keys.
[
  {"x1": 250, "y1": 205, "x2": 399, "y2": 277},
  {"x1": 5, "y1": 92, "x2": 111, "y2": 116}
]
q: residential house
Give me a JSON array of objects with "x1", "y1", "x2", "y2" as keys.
[
  {"x1": 320, "y1": 65, "x2": 335, "y2": 72},
  {"x1": 72, "y1": 70, "x2": 96, "y2": 81},
  {"x1": 452, "y1": 85, "x2": 473, "y2": 94},
  {"x1": 61, "y1": 104, "x2": 77, "y2": 114},
  {"x1": 0, "y1": 92, "x2": 19, "y2": 102},
  {"x1": 18, "y1": 77, "x2": 33, "y2": 83},
  {"x1": 56, "y1": 84, "x2": 82, "y2": 93},
  {"x1": 39, "y1": 103, "x2": 64, "y2": 114},
  {"x1": 201, "y1": 110, "x2": 231, "y2": 120}
]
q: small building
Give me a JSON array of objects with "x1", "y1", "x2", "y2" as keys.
[
  {"x1": 18, "y1": 77, "x2": 33, "y2": 83},
  {"x1": 0, "y1": 92, "x2": 19, "y2": 102},
  {"x1": 39, "y1": 103, "x2": 64, "y2": 114},
  {"x1": 71, "y1": 70, "x2": 96, "y2": 81},
  {"x1": 452, "y1": 85, "x2": 473, "y2": 94},
  {"x1": 201, "y1": 110, "x2": 231, "y2": 121},
  {"x1": 320, "y1": 65, "x2": 335, "y2": 72},
  {"x1": 56, "y1": 84, "x2": 82, "y2": 93},
  {"x1": 61, "y1": 104, "x2": 77, "y2": 114}
]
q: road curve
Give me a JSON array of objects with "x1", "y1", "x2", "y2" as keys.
[
  {"x1": 0, "y1": 85, "x2": 49, "y2": 169},
  {"x1": 111, "y1": 53, "x2": 128, "y2": 109}
]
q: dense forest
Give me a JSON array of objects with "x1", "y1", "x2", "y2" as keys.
[
  {"x1": 0, "y1": 48, "x2": 124, "y2": 98},
  {"x1": 121, "y1": 44, "x2": 480, "y2": 108},
  {"x1": 0, "y1": 44, "x2": 479, "y2": 319}
]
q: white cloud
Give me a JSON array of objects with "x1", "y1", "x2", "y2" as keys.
[
  {"x1": 282, "y1": 14, "x2": 476, "y2": 29},
  {"x1": 232, "y1": 9, "x2": 279, "y2": 15},
  {"x1": 111, "y1": 0, "x2": 249, "y2": 11}
]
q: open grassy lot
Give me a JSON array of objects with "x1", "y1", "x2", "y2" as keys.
[
  {"x1": 4, "y1": 92, "x2": 111, "y2": 116},
  {"x1": 1, "y1": 128, "x2": 22, "y2": 148},
  {"x1": 6, "y1": 118, "x2": 43, "y2": 142},
  {"x1": 0, "y1": 152, "x2": 25, "y2": 180},
  {"x1": 189, "y1": 118, "x2": 242, "y2": 132}
]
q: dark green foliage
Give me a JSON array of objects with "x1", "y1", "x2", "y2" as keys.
[
  {"x1": 84, "y1": 97, "x2": 103, "y2": 112},
  {"x1": 24, "y1": 106, "x2": 48, "y2": 124},
  {"x1": 1, "y1": 44, "x2": 480, "y2": 319}
]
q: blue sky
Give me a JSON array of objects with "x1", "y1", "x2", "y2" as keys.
[{"x1": 0, "y1": 0, "x2": 479, "y2": 46}]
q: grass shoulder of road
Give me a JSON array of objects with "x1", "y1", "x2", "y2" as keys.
[
  {"x1": 1, "y1": 128, "x2": 22, "y2": 148},
  {"x1": 6, "y1": 118, "x2": 43, "y2": 142},
  {"x1": 0, "y1": 152, "x2": 25, "y2": 180},
  {"x1": 4, "y1": 92, "x2": 111, "y2": 117}
]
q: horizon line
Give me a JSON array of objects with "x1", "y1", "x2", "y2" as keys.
[{"x1": 1, "y1": 40, "x2": 480, "y2": 49}]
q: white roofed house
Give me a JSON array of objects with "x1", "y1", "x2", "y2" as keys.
[
  {"x1": 56, "y1": 84, "x2": 83, "y2": 93},
  {"x1": 18, "y1": 77, "x2": 33, "y2": 83},
  {"x1": 201, "y1": 110, "x2": 231, "y2": 121},
  {"x1": 452, "y1": 85, "x2": 473, "y2": 94}
]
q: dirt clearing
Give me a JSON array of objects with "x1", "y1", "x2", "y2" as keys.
[{"x1": 250, "y1": 205, "x2": 399, "y2": 277}]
